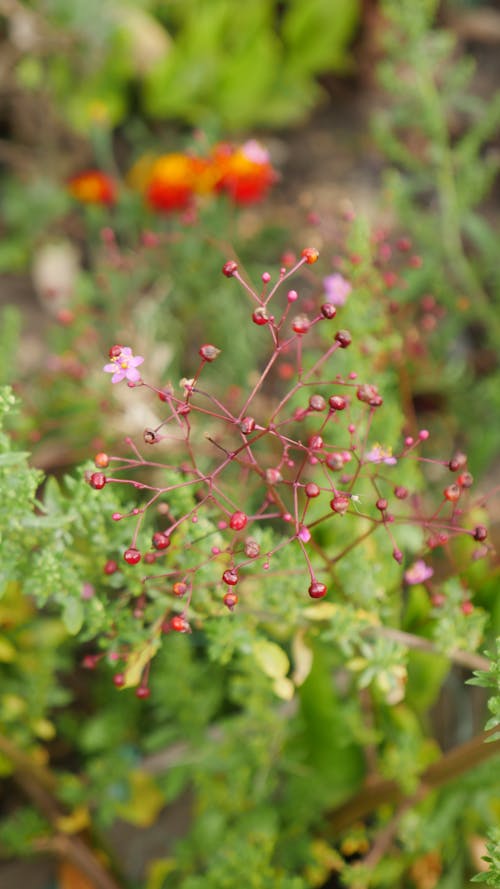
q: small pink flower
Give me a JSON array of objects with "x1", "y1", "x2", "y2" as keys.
[
  {"x1": 298, "y1": 525, "x2": 311, "y2": 543},
  {"x1": 103, "y1": 346, "x2": 144, "y2": 384},
  {"x1": 323, "y1": 273, "x2": 352, "y2": 307},
  {"x1": 404, "y1": 560, "x2": 434, "y2": 585},
  {"x1": 365, "y1": 444, "x2": 397, "y2": 466}
]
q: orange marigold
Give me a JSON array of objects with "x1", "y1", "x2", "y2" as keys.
[{"x1": 67, "y1": 170, "x2": 117, "y2": 206}]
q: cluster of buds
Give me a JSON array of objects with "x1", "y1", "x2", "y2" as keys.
[{"x1": 88, "y1": 248, "x2": 490, "y2": 694}]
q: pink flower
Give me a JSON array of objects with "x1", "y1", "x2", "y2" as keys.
[
  {"x1": 103, "y1": 346, "x2": 144, "y2": 384},
  {"x1": 365, "y1": 444, "x2": 397, "y2": 466},
  {"x1": 404, "y1": 560, "x2": 434, "y2": 585},
  {"x1": 323, "y1": 273, "x2": 352, "y2": 307}
]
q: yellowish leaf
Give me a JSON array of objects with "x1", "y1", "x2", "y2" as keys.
[
  {"x1": 272, "y1": 676, "x2": 295, "y2": 701},
  {"x1": 302, "y1": 602, "x2": 339, "y2": 621},
  {"x1": 292, "y1": 628, "x2": 313, "y2": 687},
  {"x1": 32, "y1": 718, "x2": 56, "y2": 740},
  {"x1": 115, "y1": 770, "x2": 165, "y2": 828},
  {"x1": 253, "y1": 639, "x2": 290, "y2": 680},
  {"x1": 56, "y1": 806, "x2": 91, "y2": 835},
  {"x1": 146, "y1": 857, "x2": 177, "y2": 889},
  {"x1": 122, "y1": 618, "x2": 163, "y2": 689},
  {"x1": 0, "y1": 636, "x2": 15, "y2": 662}
]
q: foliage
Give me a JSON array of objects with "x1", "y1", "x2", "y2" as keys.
[
  {"x1": 5, "y1": 0, "x2": 360, "y2": 139},
  {"x1": 374, "y1": 0, "x2": 500, "y2": 469}
]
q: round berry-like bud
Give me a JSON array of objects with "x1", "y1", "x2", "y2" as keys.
[
  {"x1": 356, "y1": 384, "x2": 380, "y2": 406},
  {"x1": 144, "y1": 553, "x2": 156, "y2": 564},
  {"x1": 335, "y1": 330, "x2": 352, "y2": 348},
  {"x1": 152, "y1": 532, "x2": 170, "y2": 550},
  {"x1": 473, "y1": 525, "x2": 487, "y2": 542},
  {"x1": 287, "y1": 289, "x2": 298, "y2": 302},
  {"x1": 458, "y1": 472, "x2": 473, "y2": 488},
  {"x1": 262, "y1": 272, "x2": 271, "y2": 283},
  {"x1": 108, "y1": 344, "x2": 123, "y2": 358},
  {"x1": 448, "y1": 452, "x2": 467, "y2": 472},
  {"x1": 170, "y1": 615, "x2": 188, "y2": 632},
  {"x1": 223, "y1": 591, "x2": 238, "y2": 610},
  {"x1": 124, "y1": 548, "x2": 141, "y2": 565},
  {"x1": 394, "y1": 486, "x2": 408, "y2": 500},
  {"x1": 292, "y1": 314, "x2": 310, "y2": 335},
  {"x1": 89, "y1": 472, "x2": 106, "y2": 489},
  {"x1": 305, "y1": 482, "x2": 320, "y2": 498},
  {"x1": 222, "y1": 568, "x2": 238, "y2": 586},
  {"x1": 329, "y1": 395, "x2": 347, "y2": 411},
  {"x1": 266, "y1": 468, "x2": 283, "y2": 485},
  {"x1": 222, "y1": 260, "x2": 238, "y2": 277},
  {"x1": 392, "y1": 548, "x2": 403, "y2": 564},
  {"x1": 94, "y1": 452, "x2": 109, "y2": 468},
  {"x1": 326, "y1": 452, "x2": 344, "y2": 471},
  {"x1": 376, "y1": 498, "x2": 388, "y2": 511},
  {"x1": 461, "y1": 600, "x2": 473, "y2": 616},
  {"x1": 308, "y1": 581, "x2": 327, "y2": 599},
  {"x1": 104, "y1": 559, "x2": 118, "y2": 575},
  {"x1": 239, "y1": 416, "x2": 256, "y2": 435},
  {"x1": 136, "y1": 686, "x2": 151, "y2": 699},
  {"x1": 199, "y1": 344, "x2": 221, "y2": 362},
  {"x1": 431, "y1": 593, "x2": 446, "y2": 608},
  {"x1": 308, "y1": 434, "x2": 323, "y2": 451},
  {"x1": 252, "y1": 307, "x2": 269, "y2": 326},
  {"x1": 330, "y1": 494, "x2": 350, "y2": 515},
  {"x1": 301, "y1": 247, "x2": 319, "y2": 264},
  {"x1": 444, "y1": 484, "x2": 461, "y2": 502},
  {"x1": 321, "y1": 303, "x2": 337, "y2": 319},
  {"x1": 397, "y1": 237, "x2": 412, "y2": 252},
  {"x1": 309, "y1": 394, "x2": 326, "y2": 412},
  {"x1": 173, "y1": 581, "x2": 188, "y2": 597},
  {"x1": 229, "y1": 511, "x2": 248, "y2": 531},
  {"x1": 113, "y1": 673, "x2": 125, "y2": 688},
  {"x1": 418, "y1": 429, "x2": 429, "y2": 441},
  {"x1": 82, "y1": 654, "x2": 99, "y2": 670},
  {"x1": 244, "y1": 538, "x2": 260, "y2": 558}
]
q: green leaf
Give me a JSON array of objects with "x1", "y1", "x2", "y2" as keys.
[{"x1": 62, "y1": 598, "x2": 84, "y2": 635}]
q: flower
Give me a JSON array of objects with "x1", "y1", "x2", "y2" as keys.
[
  {"x1": 212, "y1": 140, "x2": 277, "y2": 204},
  {"x1": 365, "y1": 444, "x2": 397, "y2": 465},
  {"x1": 67, "y1": 170, "x2": 117, "y2": 205},
  {"x1": 404, "y1": 560, "x2": 434, "y2": 585},
  {"x1": 103, "y1": 347, "x2": 144, "y2": 384},
  {"x1": 323, "y1": 273, "x2": 352, "y2": 307},
  {"x1": 144, "y1": 153, "x2": 199, "y2": 212}
]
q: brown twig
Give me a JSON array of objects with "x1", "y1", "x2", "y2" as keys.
[
  {"x1": 0, "y1": 734, "x2": 125, "y2": 889},
  {"x1": 372, "y1": 625, "x2": 491, "y2": 673},
  {"x1": 329, "y1": 729, "x2": 500, "y2": 834}
]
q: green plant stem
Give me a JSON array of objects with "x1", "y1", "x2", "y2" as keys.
[{"x1": 328, "y1": 729, "x2": 500, "y2": 834}]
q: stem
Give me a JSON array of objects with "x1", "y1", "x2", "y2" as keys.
[
  {"x1": 0, "y1": 734, "x2": 125, "y2": 889},
  {"x1": 328, "y1": 729, "x2": 500, "y2": 834}
]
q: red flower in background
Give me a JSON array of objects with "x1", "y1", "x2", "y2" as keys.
[
  {"x1": 145, "y1": 153, "x2": 199, "y2": 212},
  {"x1": 68, "y1": 170, "x2": 117, "y2": 206},
  {"x1": 127, "y1": 140, "x2": 278, "y2": 212},
  {"x1": 212, "y1": 140, "x2": 277, "y2": 204}
]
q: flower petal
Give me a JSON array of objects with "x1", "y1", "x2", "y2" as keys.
[{"x1": 126, "y1": 367, "x2": 142, "y2": 382}]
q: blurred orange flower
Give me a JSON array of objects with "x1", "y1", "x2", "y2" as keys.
[
  {"x1": 211, "y1": 140, "x2": 277, "y2": 204},
  {"x1": 128, "y1": 141, "x2": 277, "y2": 212},
  {"x1": 145, "y1": 153, "x2": 199, "y2": 212},
  {"x1": 67, "y1": 170, "x2": 117, "y2": 206}
]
